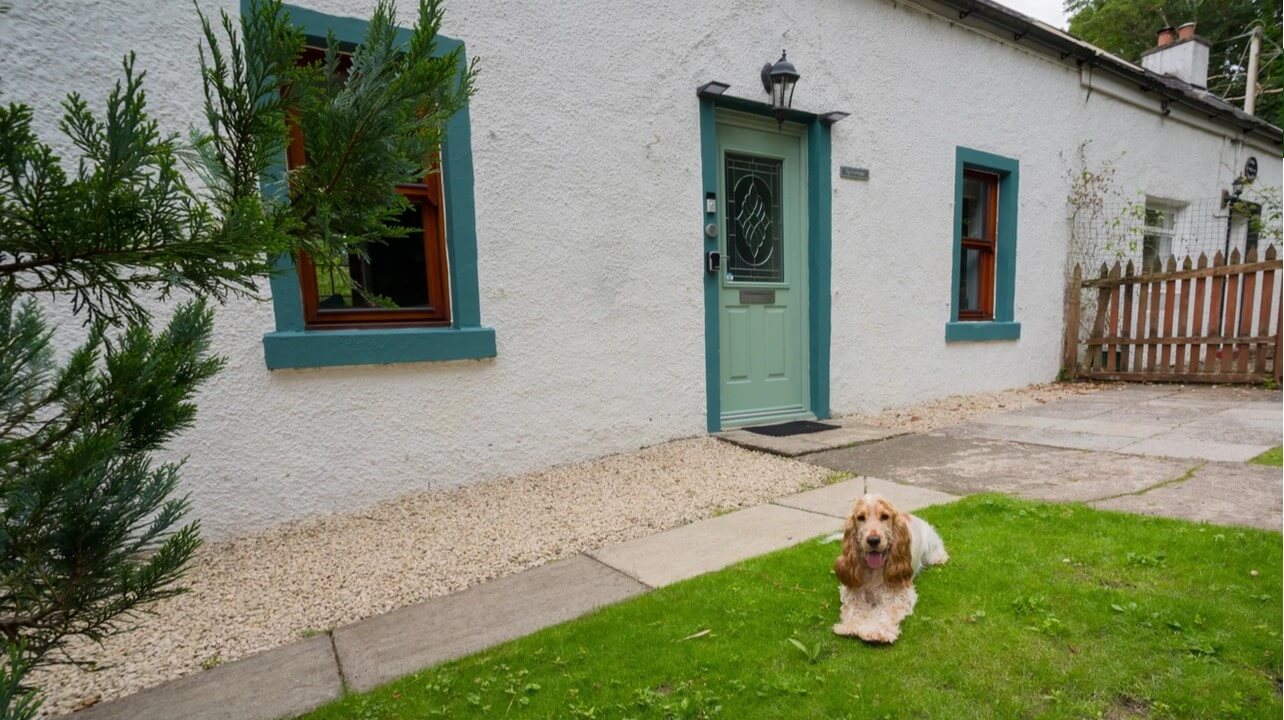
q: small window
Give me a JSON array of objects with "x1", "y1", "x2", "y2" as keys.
[
  {"x1": 287, "y1": 47, "x2": 451, "y2": 328},
  {"x1": 957, "y1": 170, "x2": 998, "y2": 320},
  {"x1": 1141, "y1": 203, "x2": 1176, "y2": 274}
]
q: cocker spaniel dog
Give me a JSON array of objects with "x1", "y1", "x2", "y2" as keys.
[{"x1": 831, "y1": 494, "x2": 948, "y2": 644}]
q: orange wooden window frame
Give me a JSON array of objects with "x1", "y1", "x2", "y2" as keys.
[
  {"x1": 287, "y1": 47, "x2": 451, "y2": 329},
  {"x1": 958, "y1": 169, "x2": 998, "y2": 321}
]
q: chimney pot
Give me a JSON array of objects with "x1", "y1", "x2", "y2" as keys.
[{"x1": 1142, "y1": 23, "x2": 1210, "y2": 88}]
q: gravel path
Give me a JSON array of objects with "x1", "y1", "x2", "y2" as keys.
[
  {"x1": 38, "y1": 381, "x2": 1105, "y2": 715},
  {"x1": 39, "y1": 437, "x2": 830, "y2": 716}
]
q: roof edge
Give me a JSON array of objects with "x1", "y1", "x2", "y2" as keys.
[{"x1": 928, "y1": 0, "x2": 1283, "y2": 144}]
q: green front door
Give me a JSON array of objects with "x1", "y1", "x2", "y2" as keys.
[{"x1": 716, "y1": 113, "x2": 809, "y2": 428}]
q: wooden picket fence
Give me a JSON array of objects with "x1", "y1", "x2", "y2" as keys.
[{"x1": 1064, "y1": 245, "x2": 1282, "y2": 383}]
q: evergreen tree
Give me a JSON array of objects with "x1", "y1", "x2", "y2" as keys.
[{"x1": 0, "y1": 1, "x2": 474, "y2": 715}]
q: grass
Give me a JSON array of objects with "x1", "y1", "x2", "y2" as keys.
[
  {"x1": 304, "y1": 496, "x2": 1282, "y2": 719},
  {"x1": 1249, "y1": 446, "x2": 1281, "y2": 467}
]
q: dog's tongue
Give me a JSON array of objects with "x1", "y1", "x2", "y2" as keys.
[{"x1": 866, "y1": 551, "x2": 885, "y2": 569}]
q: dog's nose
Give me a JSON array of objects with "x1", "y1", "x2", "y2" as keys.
[{"x1": 866, "y1": 536, "x2": 881, "y2": 549}]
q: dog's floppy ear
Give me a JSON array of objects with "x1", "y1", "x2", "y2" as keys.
[
  {"x1": 833, "y1": 506, "x2": 862, "y2": 590},
  {"x1": 884, "y1": 510, "x2": 914, "y2": 589}
]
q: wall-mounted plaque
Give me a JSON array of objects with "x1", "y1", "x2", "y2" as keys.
[{"x1": 840, "y1": 166, "x2": 869, "y2": 181}]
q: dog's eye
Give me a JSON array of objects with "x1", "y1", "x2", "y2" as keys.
[
  {"x1": 880, "y1": 513, "x2": 889, "y2": 521},
  {"x1": 855, "y1": 514, "x2": 865, "y2": 522}
]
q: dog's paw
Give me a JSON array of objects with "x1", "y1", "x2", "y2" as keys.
[
  {"x1": 930, "y1": 551, "x2": 950, "y2": 566},
  {"x1": 832, "y1": 623, "x2": 860, "y2": 637},
  {"x1": 857, "y1": 626, "x2": 899, "y2": 644}
]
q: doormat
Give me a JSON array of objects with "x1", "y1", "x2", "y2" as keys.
[{"x1": 744, "y1": 420, "x2": 840, "y2": 437}]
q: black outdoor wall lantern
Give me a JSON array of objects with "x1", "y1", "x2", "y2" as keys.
[
  {"x1": 696, "y1": 51, "x2": 847, "y2": 128},
  {"x1": 761, "y1": 50, "x2": 799, "y2": 128}
]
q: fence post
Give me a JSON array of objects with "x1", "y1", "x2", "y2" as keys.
[
  {"x1": 1087, "y1": 263, "x2": 1112, "y2": 372},
  {"x1": 1064, "y1": 264, "x2": 1082, "y2": 379},
  {"x1": 1121, "y1": 260, "x2": 1136, "y2": 373},
  {"x1": 1262, "y1": 245, "x2": 1278, "y2": 379},
  {"x1": 1175, "y1": 255, "x2": 1193, "y2": 373},
  {"x1": 1275, "y1": 246, "x2": 1283, "y2": 384},
  {"x1": 1237, "y1": 247, "x2": 1257, "y2": 374}
]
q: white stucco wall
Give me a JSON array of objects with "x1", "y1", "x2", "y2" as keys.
[{"x1": 2, "y1": 0, "x2": 1279, "y2": 539}]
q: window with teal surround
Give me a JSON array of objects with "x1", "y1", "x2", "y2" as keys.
[
  {"x1": 946, "y1": 146, "x2": 1020, "y2": 343},
  {"x1": 257, "y1": 2, "x2": 495, "y2": 369}
]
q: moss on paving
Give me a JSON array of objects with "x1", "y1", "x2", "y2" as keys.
[
  {"x1": 1249, "y1": 446, "x2": 1282, "y2": 467},
  {"x1": 304, "y1": 495, "x2": 1282, "y2": 719}
]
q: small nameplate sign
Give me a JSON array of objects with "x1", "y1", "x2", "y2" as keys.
[
  {"x1": 739, "y1": 289, "x2": 776, "y2": 304},
  {"x1": 840, "y1": 166, "x2": 869, "y2": 181}
]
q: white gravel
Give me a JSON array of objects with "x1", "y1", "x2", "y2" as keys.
[
  {"x1": 38, "y1": 381, "x2": 1105, "y2": 715},
  {"x1": 38, "y1": 437, "x2": 830, "y2": 716}
]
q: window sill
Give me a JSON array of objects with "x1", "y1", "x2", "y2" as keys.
[
  {"x1": 263, "y1": 325, "x2": 496, "y2": 369},
  {"x1": 944, "y1": 321, "x2": 1021, "y2": 343}
]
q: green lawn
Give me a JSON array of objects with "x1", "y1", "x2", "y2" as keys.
[
  {"x1": 305, "y1": 496, "x2": 1282, "y2": 720},
  {"x1": 1250, "y1": 446, "x2": 1282, "y2": 467}
]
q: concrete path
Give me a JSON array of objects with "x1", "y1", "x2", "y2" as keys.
[
  {"x1": 942, "y1": 384, "x2": 1280, "y2": 461},
  {"x1": 808, "y1": 384, "x2": 1282, "y2": 531},
  {"x1": 75, "y1": 474, "x2": 951, "y2": 720}
]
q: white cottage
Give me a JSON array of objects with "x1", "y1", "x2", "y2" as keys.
[{"x1": 3, "y1": 0, "x2": 1280, "y2": 539}]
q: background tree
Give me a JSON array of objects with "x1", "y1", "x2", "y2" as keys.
[
  {"x1": 0, "y1": 1, "x2": 473, "y2": 716},
  {"x1": 1065, "y1": 0, "x2": 1284, "y2": 127}
]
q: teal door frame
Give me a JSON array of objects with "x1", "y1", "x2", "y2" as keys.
[{"x1": 699, "y1": 96, "x2": 833, "y2": 433}]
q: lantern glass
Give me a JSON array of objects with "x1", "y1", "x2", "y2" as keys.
[{"x1": 765, "y1": 51, "x2": 799, "y2": 111}]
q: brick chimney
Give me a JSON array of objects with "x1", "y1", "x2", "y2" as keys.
[{"x1": 1141, "y1": 21, "x2": 1210, "y2": 88}]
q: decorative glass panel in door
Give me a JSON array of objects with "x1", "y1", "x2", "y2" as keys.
[{"x1": 725, "y1": 154, "x2": 784, "y2": 283}]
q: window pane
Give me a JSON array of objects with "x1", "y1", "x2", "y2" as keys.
[
  {"x1": 961, "y1": 176, "x2": 989, "y2": 239},
  {"x1": 725, "y1": 154, "x2": 784, "y2": 283},
  {"x1": 1141, "y1": 233, "x2": 1171, "y2": 273},
  {"x1": 958, "y1": 247, "x2": 981, "y2": 312},
  {"x1": 315, "y1": 203, "x2": 431, "y2": 311}
]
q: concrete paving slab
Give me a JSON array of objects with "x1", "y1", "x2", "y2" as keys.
[
  {"x1": 806, "y1": 433, "x2": 1194, "y2": 503},
  {"x1": 74, "y1": 636, "x2": 341, "y2": 720},
  {"x1": 1053, "y1": 418, "x2": 1170, "y2": 438},
  {"x1": 1017, "y1": 427, "x2": 1144, "y2": 452},
  {"x1": 1088, "y1": 404, "x2": 1208, "y2": 425},
  {"x1": 774, "y1": 476, "x2": 958, "y2": 518},
  {"x1": 1141, "y1": 397, "x2": 1241, "y2": 411},
  {"x1": 1092, "y1": 462, "x2": 1283, "y2": 530},
  {"x1": 1215, "y1": 405, "x2": 1284, "y2": 423},
  {"x1": 333, "y1": 555, "x2": 645, "y2": 692},
  {"x1": 1118, "y1": 435, "x2": 1275, "y2": 462},
  {"x1": 967, "y1": 413, "x2": 1067, "y2": 429},
  {"x1": 1175, "y1": 409, "x2": 1283, "y2": 446},
  {"x1": 717, "y1": 424, "x2": 903, "y2": 456},
  {"x1": 1171, "y1": 386, "x2": 1282, "y2": 402},
  {"x1": 944, "y1": 422, "x2": 1139, "y2": 452},
  {"x1": 1094, "y1": 386, "x2": 1182, "y2": 400},
  {"x1": 1001, "y1": 402, "x2": 1114, "y2": 420},
  {"x1": 589, "y1": 504, "x2": 839, "y2": 587}
]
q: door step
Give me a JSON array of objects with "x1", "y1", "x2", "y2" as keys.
[
  {"x1": 744, "y1": 420, "x2": 840, "y2": 437},
  {"x1": 715, "y1": 420, "x2": 907, "y2": 457}
]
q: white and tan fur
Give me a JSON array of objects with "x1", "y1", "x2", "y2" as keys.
[{"x1": 830, "y1": 494, "x2": 948, "y2": 644}]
